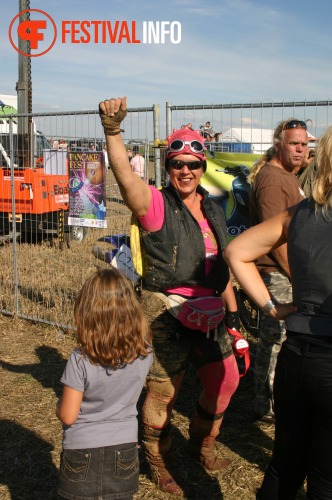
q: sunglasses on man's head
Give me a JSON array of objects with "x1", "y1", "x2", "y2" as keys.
[
  {"x1": 283, "y1": 120, "x2": 307, "y2": 130},
  {"x1": 168, "y1": 139, "x2": 205, "y2": 154},
  {"x1": 168, "y1": 159, "x2": 205, "y2": 170}
]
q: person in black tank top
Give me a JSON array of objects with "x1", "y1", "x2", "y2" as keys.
[{"x1": 224, "y1": 125, "x2": 332, "y2": 500}]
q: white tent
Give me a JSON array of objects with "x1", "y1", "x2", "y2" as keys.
[
  {"x1": 0, "y1": 94, "x2": 17, "y2": 110},
  {"x1": 220, "y1": 128, "x2": 274, "y2": 154},
  {"x1": 220, "y1": 127, "x2": 317, "y2": 154}
]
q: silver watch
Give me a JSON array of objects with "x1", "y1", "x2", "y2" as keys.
[{"x1": 262, "y1": 298, "x2": 277, "y2": 313}]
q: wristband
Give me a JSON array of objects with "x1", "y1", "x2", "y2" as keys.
[
  {"x1": 99, "y1": 106, "x2": 127, "y2": 135},
  {"x1": 262, "y1": 298, "x2": 277, "y2": 313},
  {"x1": 225, "y1": 311, "x2": 241, "y2": 330},
  {"x1": 105, "y1": 128, "x2": 124, "y2": 136}
]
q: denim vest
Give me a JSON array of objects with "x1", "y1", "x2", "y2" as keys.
[
  {"x1": 286, "y1": 199, "x2": 332, "y2": 335},
  {"x1": 140, "y1": 184, "x2": 229, "y2": 293}
]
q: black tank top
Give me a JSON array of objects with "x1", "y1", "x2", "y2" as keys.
[{"x1": 285, "y1": 199, "x2": 332, "y2": 336}]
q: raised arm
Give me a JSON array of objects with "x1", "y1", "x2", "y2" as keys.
[
  {"x1": 99, "y1": 97, "x2": 151, "y2": 216},
  {"x1": 223, "y1": 209, "x2": 297, "y2": 320}
]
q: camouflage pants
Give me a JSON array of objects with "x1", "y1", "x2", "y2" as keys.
[
  {"x1": 138, "y1": 290, "x2": 237, "y2": 431},
  {"x1": 139, "y1": 289, "x2": 233, "y2": 379},
  {"x1": 254, "y1": 272, "x2": 292, "y2": 418}
]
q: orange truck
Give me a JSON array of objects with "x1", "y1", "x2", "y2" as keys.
[{"x1": 0, "y1": 98, "x2": 84, "y2": 243}]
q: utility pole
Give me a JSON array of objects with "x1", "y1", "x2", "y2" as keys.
[{"x1": 16, "y1": 0, "x2": 33, "y2": 167}]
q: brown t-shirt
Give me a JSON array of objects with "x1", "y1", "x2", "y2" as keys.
[{"x1": 250, "y1": 163, "x2": 306, "y2": 273}]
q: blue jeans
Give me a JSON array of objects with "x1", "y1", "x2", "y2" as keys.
[
  {"x1": 258, "y1": 335, "x2": 332, "y2": 500},
  {"x1": 58, "y1": 442, "x2": 139, "y2": 500}
]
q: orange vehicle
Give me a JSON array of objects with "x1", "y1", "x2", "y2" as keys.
[
  {"x1": 0, "y1": 164, "x2": 71, "y2": 241},
  {"x1": 0, "y1": 116, "x2": 84, "y2": 243}
]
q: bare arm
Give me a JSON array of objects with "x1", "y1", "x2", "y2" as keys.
[
  {"x1": 223, "y1": 209, "x2": 297, "y2": 320},
  {"x1": 222, "y1": 275, "x2": 238, "y2": 312},
  {"x1": 254, "y1": 182, "x2": 294, "y2": 277},
  {"x1": 99, "y1": 97, "x2": 151, "y2": 216},
  {"x1": 222, "y1": 274, "x2": 241, "y2": 330},
  {"x1": 56, "y1": 385, "x2": 83, "y2": 426},
  {"x1": 272, "y1": 243, "x2": 290, "y2": 278}
]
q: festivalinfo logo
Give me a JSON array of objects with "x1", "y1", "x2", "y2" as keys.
[{"x1": 9, "y1": 9, "x2": 182, "y2": 57}]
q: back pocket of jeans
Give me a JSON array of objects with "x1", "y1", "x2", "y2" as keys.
[
  {"x1": 61, "y1": 449, "x2": 91, "y2": 482},
  {"x1": 114, "y1": 446, "x2": 138, "y2": 480}
]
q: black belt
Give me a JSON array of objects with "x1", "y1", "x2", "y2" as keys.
[
  {"x1": 298, "y1": 302, "x2": 332, "y2": 315},
  {"x1": 287, "y1": 336, "x2": 332, "y2": 354}
]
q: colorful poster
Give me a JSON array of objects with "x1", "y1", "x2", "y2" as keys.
[
  {"x1": 201, "y1": 152, "x2": 260, "y2": 241},
  {"x1": 68, "y1": 151, "x2": 107, "y2": 228}
]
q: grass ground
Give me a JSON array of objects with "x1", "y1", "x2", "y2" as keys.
[{"x1": 0, "y1": 314, "x2": 307, "y2": 500}]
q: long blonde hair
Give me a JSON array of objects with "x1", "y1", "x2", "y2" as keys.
[
  {"x1": 312, "y1": 125, "x2": 332, "y2": 216},
  {"x1": 74, "y1": 267, "x2": 152, "y2": 367},
  {"x1": 248, "y1": 119, "x2": 304, "y2": 184},
  {"x1": 248, "y1": 146, "x2": 275, "y2": 184}
]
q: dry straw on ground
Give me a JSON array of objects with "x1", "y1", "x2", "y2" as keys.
[
  {"x1": 0, "y1": 314, "x2": 307, "y2": 500},
  {"x1": 0, "y1": 171, "x2": 306, "y2": 499}
]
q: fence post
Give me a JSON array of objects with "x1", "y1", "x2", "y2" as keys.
[
  {"x1": 58, "y1": 209, "x2": 65, "y2": 250},
  {"x1": 153, "y1": 104, "x2": 161, "y2": 188},
  {"x1": 9, "y1": 117, "x2": 19, "y2": 315},
  {"x1": 166, "y1": 101, "x2": 172, "y2": 137}
]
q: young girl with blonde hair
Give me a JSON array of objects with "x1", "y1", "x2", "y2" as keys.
[{"x1": 56, "y1": 267, "x2": 152, "y2": 500}]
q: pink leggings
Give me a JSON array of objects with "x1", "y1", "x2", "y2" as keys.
[
  {"x1": 197, "y1": 354, "x2": 240, "y2": 415},
  {"x1": 143, "y1": 354, "x2": 239, "y2": 429}
]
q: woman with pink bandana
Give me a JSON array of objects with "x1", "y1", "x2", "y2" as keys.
[{"x1": 99, "y1": 97, "x2": 241, "y2": 496}]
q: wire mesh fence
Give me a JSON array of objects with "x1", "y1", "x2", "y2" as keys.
[
  {"x1": 0, "y1": 99, "x2": 331, "y2": 329},
  {"x1": 166, "y1": 99, "x2": 331, "y2": 153},
  {"x1": 0, "y1": 105, "x2": 158, "y2": 329}
]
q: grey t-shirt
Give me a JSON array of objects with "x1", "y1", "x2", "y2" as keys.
[{"x1": 60, "y1": 348, "x2": 152, "y2": 449}]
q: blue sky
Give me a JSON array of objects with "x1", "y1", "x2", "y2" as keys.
[{"x1": 1, "y1": 0, "x2": 331, "y2": 113}]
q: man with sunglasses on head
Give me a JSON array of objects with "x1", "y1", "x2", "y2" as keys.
[
  {"x1": 99, "y1": 96, "x2": 241, "y2": 497},
  {"x1": 248, "y1": 119, "x2": 308, "y2": 424}
]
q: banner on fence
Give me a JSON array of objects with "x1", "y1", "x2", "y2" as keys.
[
  {"x1": 202, "y1": 152, "x2": 261, "y2": 241},
  {"x1": 111, "y1": 243, "x2": 140, "y2": 283},
  {"x1": 68, "y1": 151, "x2": 107, "y2": 228},
  {"x1": 93, "y1": 234, "x2": 140, "y2": 283}
]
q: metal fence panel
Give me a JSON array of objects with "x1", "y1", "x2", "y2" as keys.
[
  {"x1": 167, "y1": 100, "x2": 331, "y2": 153},
  {"x1": 1, "y1": 99, "x2": 331, "y2": 330},
  {"x1": 0, "y1": 106, "x2": 158, "y2": 329}
]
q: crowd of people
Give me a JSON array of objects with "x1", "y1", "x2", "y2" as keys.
[{"x1": 55, "y1": 97, "x2": 331, "y2": 500}]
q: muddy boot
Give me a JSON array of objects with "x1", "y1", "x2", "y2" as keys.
[
  {"x1": 187, "y1": 409, "x2": 230, "y2": 472},
  {"x1": 143, "y1": 425, "x2": 184, "y2": 497}
]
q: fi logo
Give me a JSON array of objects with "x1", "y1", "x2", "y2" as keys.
[{"x1": 9, "y1": 9, "x2": 57, "y2": 57}]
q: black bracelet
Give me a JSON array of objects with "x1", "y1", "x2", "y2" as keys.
[
  {"x1": 105, "y1": 128, "x2": 124, "y2": 136},
  {"x1": 225, "y1": 310, "x2": 241, "y2": 330}
]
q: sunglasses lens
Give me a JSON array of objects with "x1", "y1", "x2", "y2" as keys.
[
  {"x1": 169, "y1": 140, "x2": 204, "y2": 153},
  {"x1": 284, "y1": 120, "x2": 307, "y2": 130},
  {"x1": 190, "y1": 141, "x2": 204, "y2": 153},
  {"x1": 169, "y1": 160, "x2": 204, "y2": 170},
  {"x1": 187, "y1": 161, "x2": 204, "y2": 170},
  {"x1": 169, "y1": 140, "x2": 184, "y2": 152}
]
